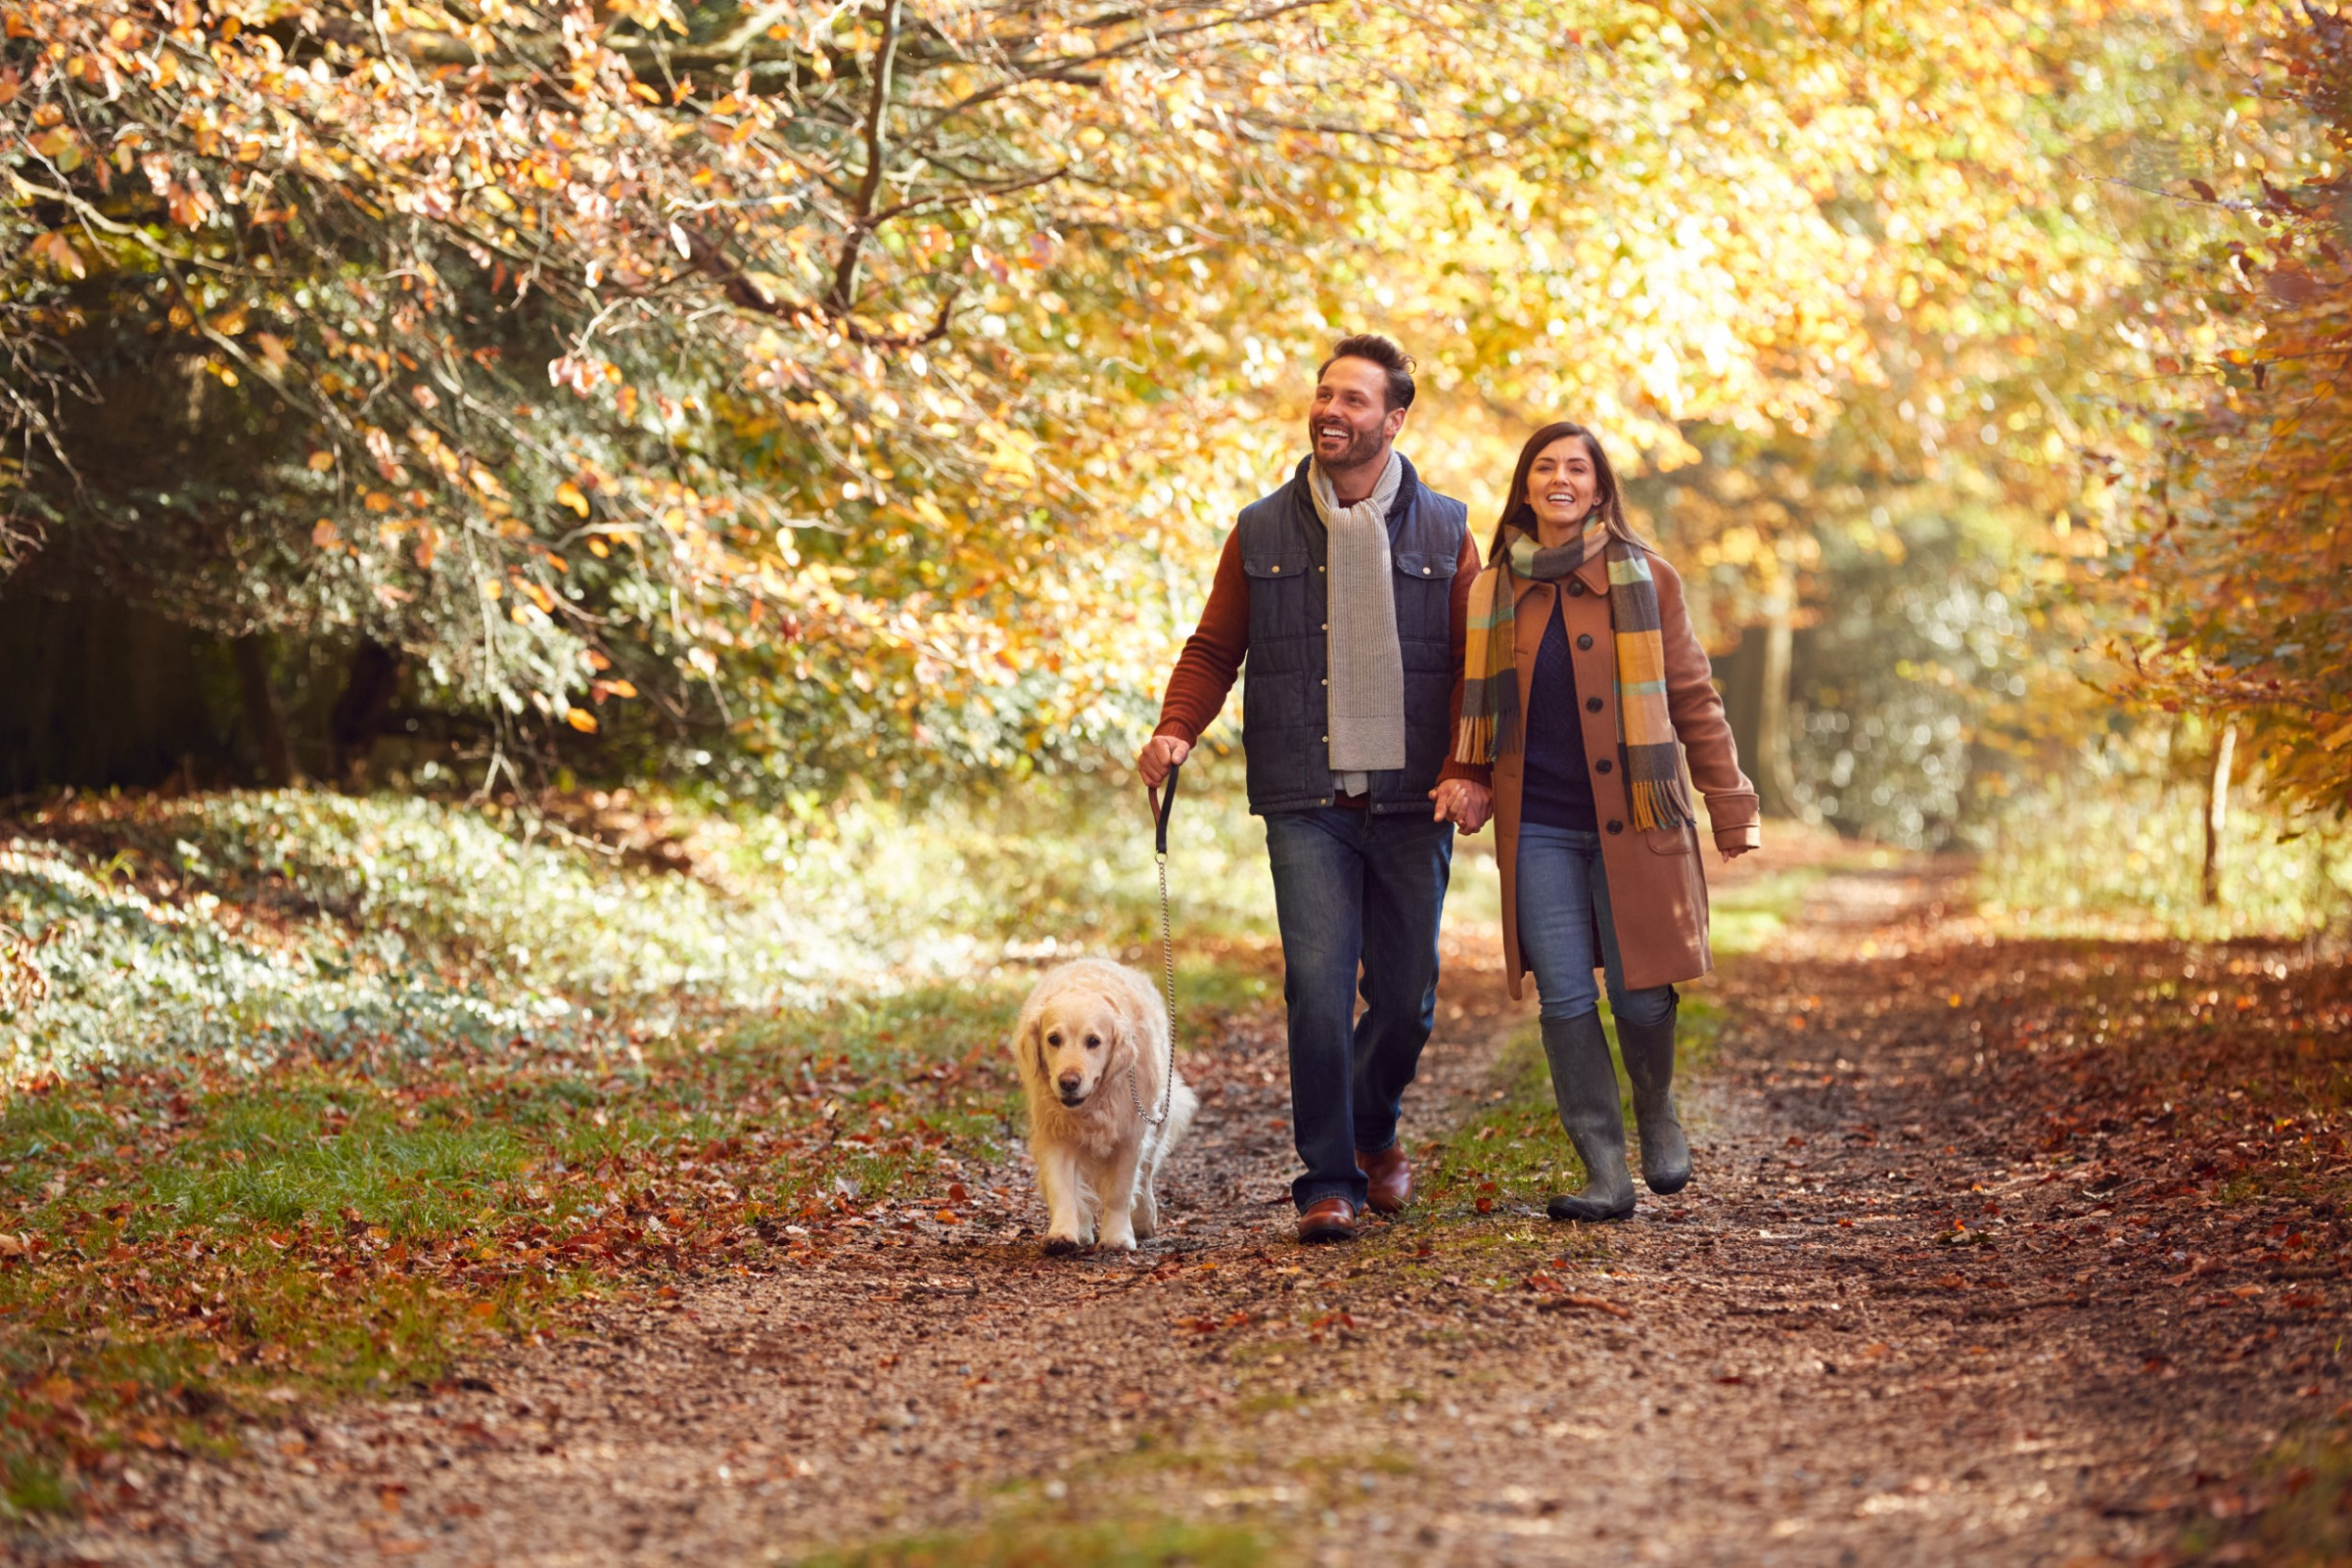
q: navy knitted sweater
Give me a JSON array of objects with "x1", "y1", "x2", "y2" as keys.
[{"x1": 1521, "y1": 595, "x2": 1600, "y2": 832}]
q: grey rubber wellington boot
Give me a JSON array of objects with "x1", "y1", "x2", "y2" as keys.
[
  {"x1": 1539, "y1": 1012, "x2": 1635, "y2": 1222},
  {"x1": 1616, "y1": 1001, "x2": 1692, "y2": 1195}
]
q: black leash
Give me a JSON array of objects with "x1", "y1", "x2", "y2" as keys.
[{"x1": 1131, "y1": 760, "x2": 1181, "y2": 1129}]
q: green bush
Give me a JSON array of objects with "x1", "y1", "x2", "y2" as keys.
[
  {"x1": 0, "y1": 778, "x2": 1277, "y2": 1083},
  {"x1": 1981, "y1": 769, "x2": 2352, "y2": 939}
]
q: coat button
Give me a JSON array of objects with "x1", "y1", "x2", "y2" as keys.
[
  {"x1": 1567, "y1": 579, "x2": 1586, "y2": 597},
  {"x1": 1576, "y1": 633, "x2": 1593, "y2": 651},
  {"x1": 1270, "y1": 564, "x2": 1280, "y2": 573},
  {"x1": 1595, "y1": 758, "x2": 1612, "y2": 774},
  {"x1": 1585, "y1": 696, "x2": 1604, "y2": 713},
  {"x1": 1606, "y1": 820, "x2": 1624, "y2": 834},
  {"x1": 1422, "y1": 565, "x2": 1432, "y2": 575},
  {"x1": 1321, "y1": 623, "x2": 1329, "y2": 630},
  {"x1": 1321, "y1": 678, "x2": 1328, "y2": 687}
]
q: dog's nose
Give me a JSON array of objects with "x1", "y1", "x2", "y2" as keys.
[{"x1": 1056, "y1": 1070, "x2": 1083, "y2": 1094}]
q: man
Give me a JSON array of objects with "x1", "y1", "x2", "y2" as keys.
[{"x1": 1138, "y1": 334, "x2": 1493, "y2": 1243}]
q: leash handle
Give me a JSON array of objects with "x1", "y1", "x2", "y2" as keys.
[{"x1": 1148, "y1": 758, "x2": 1181, "y2": 858}]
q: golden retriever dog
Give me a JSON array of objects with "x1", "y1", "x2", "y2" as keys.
[{"x1": 1012, "y1": 957, "x2": 1197, "y2": 1254}]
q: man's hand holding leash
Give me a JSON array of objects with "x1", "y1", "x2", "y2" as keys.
[{"x1": 1138, "y1": 735, "x2": 1190, "y2": 788}]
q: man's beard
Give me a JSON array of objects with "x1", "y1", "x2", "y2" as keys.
[{"x1": 1310, "y1": 418, "x2": 1385, "y2": 472}]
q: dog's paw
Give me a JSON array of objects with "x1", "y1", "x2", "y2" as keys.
[
  {"x1": 1099, "y1": 1225, "x2": 1139, "y2": 1252},
  {"x1": 1041, "y1": 1234, "x2": 1089, "y2": 1257}
]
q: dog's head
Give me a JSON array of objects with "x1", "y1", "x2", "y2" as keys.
[{"x1": 1028, "y1": 989, "x2": 1128, "y2": 1109}]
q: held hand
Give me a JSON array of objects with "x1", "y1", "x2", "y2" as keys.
[
  {"x1": 1429, "y1": 779, "x2": 1494, "y2": 834},
  {"x1": 1138, "y1": 734, "x2": 1191, "y2": 788},
  {"x1": 1720, "y1": 844, "x2": 1755, "y2": 863}
]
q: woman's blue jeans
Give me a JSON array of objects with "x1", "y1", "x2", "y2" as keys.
[
  {"x1": 1262, "y1": 807, "x2": 1454, "y2": 1213},
  {"x1": 1515, "y1": 822, "x2": 1677, "y2": 1028}
]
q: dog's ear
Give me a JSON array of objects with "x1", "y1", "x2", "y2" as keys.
[{"x1": 1026, "y1": 1014, "x2": 1051, "y2": 1082}]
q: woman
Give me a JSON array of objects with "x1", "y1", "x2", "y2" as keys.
[{"x1": 1452, "y1": 422, "x2": 1759, "y2": 1221}]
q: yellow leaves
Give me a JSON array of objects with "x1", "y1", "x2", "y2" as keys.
[
  {"x1": 554, "y1": 481, "x2": 590, "y2": 517},
  {"x1": 981, "y1": 429, "x2": 1039, "y2": 482},
  {"x1": 600, "y1": 0, "x2": 687, "y2": 36},
  {"x1": 563, "y1": 707, "x2": 598, "y2": 732},
  {"x1": 30, "y1": 124, "x2": 85, "y2": 173}
]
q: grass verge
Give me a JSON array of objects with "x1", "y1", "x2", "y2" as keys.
[
  {"x1": 792, "y1": 1515, "x2": 1276, "y2": 1568},
  {"x1": 0, "y1": 982, "x2": 1023, "y2": 1517},
  {"x1": 1410, "y1": 854, "x2": 1827, "y2": 1225},
  {"x1": 0, "y1": 961, "x2": 1286, "y2": 1520},
  {"x1": 2180, "y1": 1416, "x2": 2352, "y2": 1566}
]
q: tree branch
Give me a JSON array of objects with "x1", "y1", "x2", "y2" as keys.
[{"x1": 830, "y1": 0, "x2": 906, "y2": 316}]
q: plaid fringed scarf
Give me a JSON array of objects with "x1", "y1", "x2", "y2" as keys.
[{"x1": 1454, "y1": 516, "x2": 1698, "y2": 832}]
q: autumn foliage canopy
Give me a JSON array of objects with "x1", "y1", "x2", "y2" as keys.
[{"x1": 0, "y1": 0, "x2": 2337, "y2": 806}]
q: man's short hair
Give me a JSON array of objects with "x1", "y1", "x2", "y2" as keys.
[{"x1": 1318, "y1": 333, "x2": 1416, "y2": 412}]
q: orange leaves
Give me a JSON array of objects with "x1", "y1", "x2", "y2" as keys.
[
  {"x1": 23, "y1": 231, "x2": 85, "y2": 279},
  {"x1": 549, "y1": 356, "x2": 616, "y2": 399}
]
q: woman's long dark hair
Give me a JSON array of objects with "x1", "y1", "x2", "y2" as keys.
[{"x1": 1489, "y1": 421, "x2": 1635, "y2": 563}]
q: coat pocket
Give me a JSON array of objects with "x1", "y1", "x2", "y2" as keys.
[
  {"x1": 1642, "y1": 824, "x2": 1695, "y2": 856},
  {"x1": 1392, "y1": 550, "x2": 1458, "y2": 582}
]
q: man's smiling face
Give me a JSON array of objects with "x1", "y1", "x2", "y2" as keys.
[{"x1": 1309, "y1": 355, "x2": 1406, "y2": 473}]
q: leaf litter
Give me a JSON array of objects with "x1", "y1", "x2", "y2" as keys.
[{"x1": 5, "y1": 854, "x2": 2347, "y2": 1565}]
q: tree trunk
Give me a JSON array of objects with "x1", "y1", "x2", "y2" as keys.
[
  {"x1": 2203, "y1": 720, "x2": 2237, "y2": 908},
  {"x1": 329, "y1": 640, "x2": 404, "y2": 787},
  {"x1": 232, "y1": 635, "x2": 296, "y2": 787},
  {"x1": 1753, "y1": 595, "x2": 1799, "y2": 819}
]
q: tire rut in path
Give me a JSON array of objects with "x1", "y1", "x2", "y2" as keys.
[{"x1": 27, "y1": 867, "x2": 2332, "y2": 1566}]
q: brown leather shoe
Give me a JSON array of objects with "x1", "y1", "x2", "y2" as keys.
[
  {"x1": 1296, "y1": 1196, "x2": 1360, "y2": 1243},
  {"x1": 1357, "y1": 1145, "x2": 1412, "y2": 1214}
]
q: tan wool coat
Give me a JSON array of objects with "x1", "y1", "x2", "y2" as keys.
[{"x1": 1488, "y1": 541, "x2": 1761, "y2": 998}]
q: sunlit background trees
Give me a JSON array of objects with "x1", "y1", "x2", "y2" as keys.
[{"x1": 2, "y1": 0, "x2": 2345, "y2": 910}]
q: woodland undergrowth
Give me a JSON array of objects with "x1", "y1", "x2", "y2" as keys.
[{"x1": 0, "y1": 780, "x2": 1276, "y2": 1518}]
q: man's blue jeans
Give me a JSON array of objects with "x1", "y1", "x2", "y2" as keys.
[
  {"x1": 1262, "y1": 807, "x2": 1455, "y2": 1212},
  {"x1": 1515, "y1": 821, "x2": 1677, "y2": 1027}
]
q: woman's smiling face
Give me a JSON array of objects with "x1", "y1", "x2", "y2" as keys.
[{"x1": 1526, "y1": 434, "x2": 1600, "y2": 537}]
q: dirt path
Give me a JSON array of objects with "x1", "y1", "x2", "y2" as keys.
[{"x1": 22, "y1": 864, "x2": 2344, "y2": 1566}]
